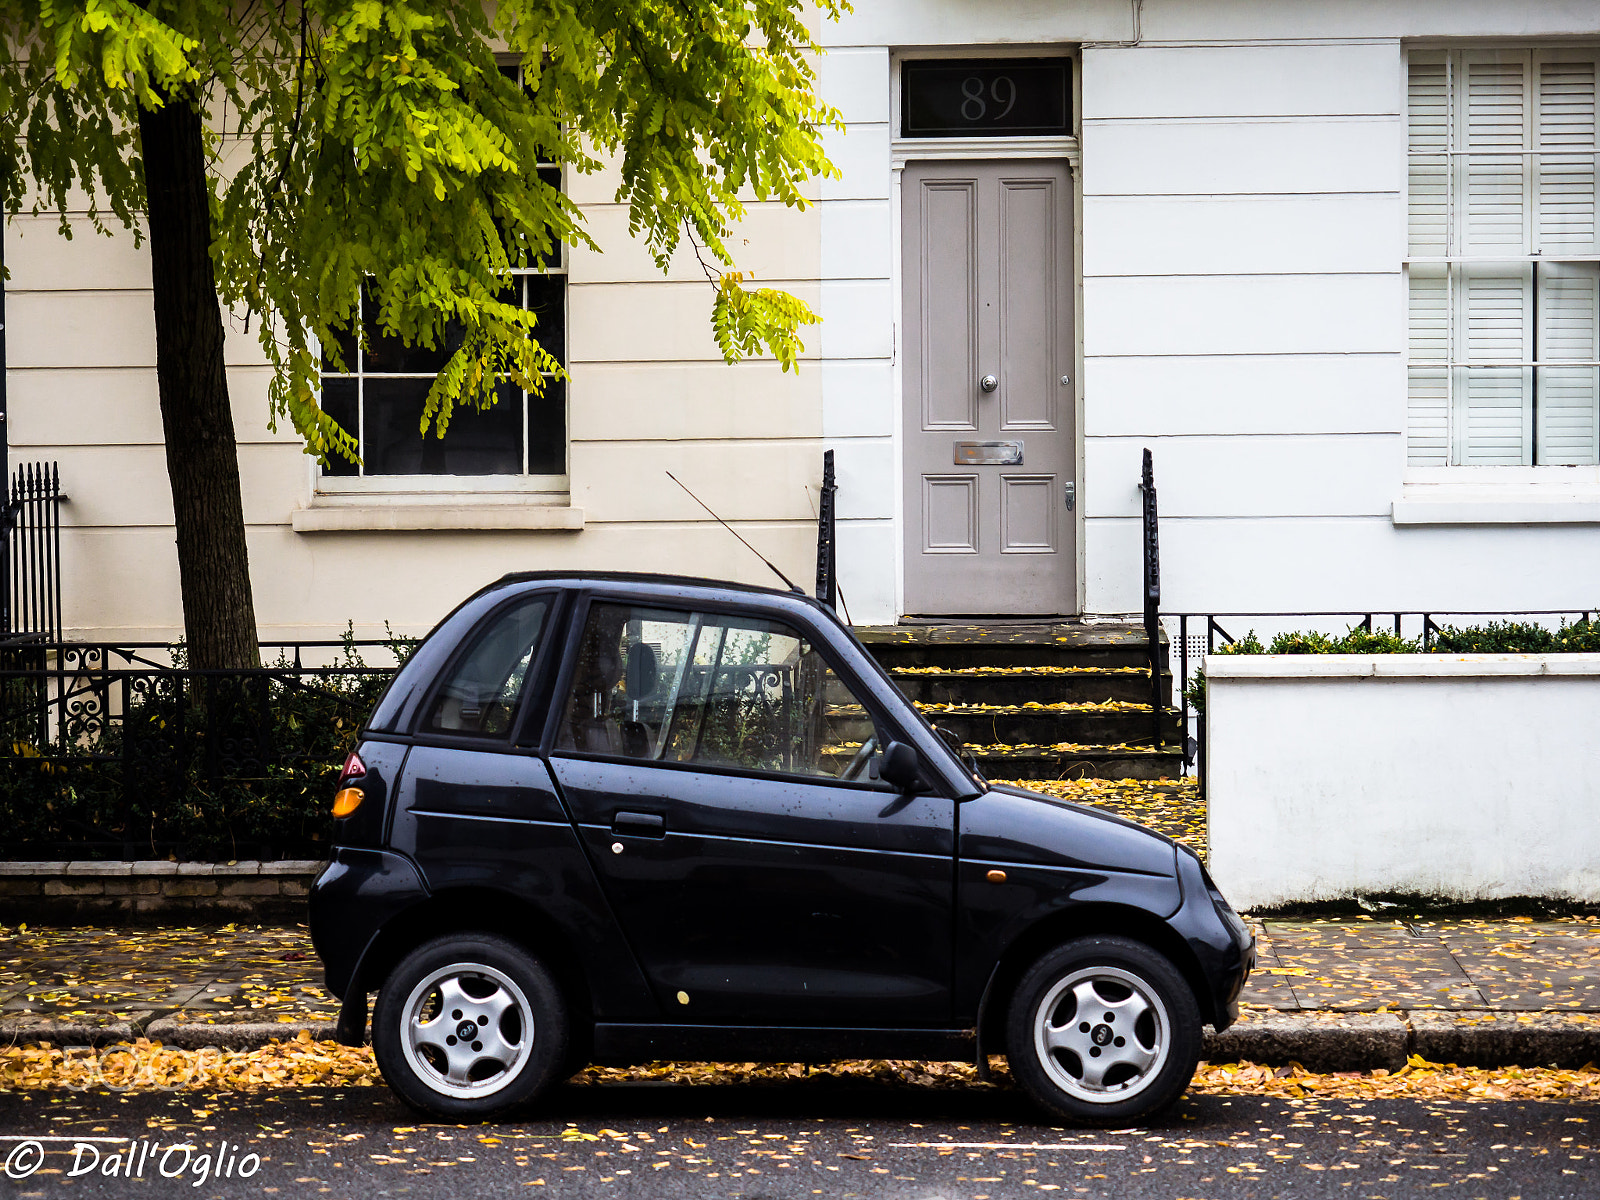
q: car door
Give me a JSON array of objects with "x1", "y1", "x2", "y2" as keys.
[
  {"x1": 384, "y1": 588, "x2": 658, "y2": 1019},
  {"x1": 546, "y1": 596, "x2": 957, "y2": 1027}
]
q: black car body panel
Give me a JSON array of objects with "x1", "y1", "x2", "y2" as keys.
[
  {"x1": 962, "y1": 784, "x2": 1181, "y2": 879},
  {"x1": 1174, "y1": 844, "x2": 1255, "y2": 1029},
  {"x1": 329, "y1": 738, "x2": 408, "y2": 852},
  {"x1": 309, "y1": 571, "x2": 1254, "y2": 1062},
  {"x1": 551, "y1": 754, "x2": 956, "y2": 1026},
  {"x1": 953, "y1": 784, "x2": 1187, "y2": 1019},
  {"x1": 310, "y1": 846, "x2": 429, "y2": 1001},
  {"x1": 386, "y1": 746, "x2": 659, "y2": 1020}
]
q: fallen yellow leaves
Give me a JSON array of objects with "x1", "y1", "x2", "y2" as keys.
[
  {"x1": 914, "y1": 701, "x2": 1154, "y2": 714},
  {"x1": 4, "y1": 1039, "x2": 1598, "y2": 1105},
  {"x1": 0, "y1": 1031, "x2": 380, "y2": 1091},
  {"x1": 569, "y1": 1059, "x2": 984, "y2": 1089},
  {"x1": 1192, "y1": 1055, "x2": 1600, "y2": 1103},
  {"x1": 1007, "y1": 777, "x2": 1203, "y2": 852},
  {"x1": 892, "y1": 665, "x2": 1149, "y2": 676},
  {"x1": 965, "y1": 741, "x2": 1170, "y2": 755}
]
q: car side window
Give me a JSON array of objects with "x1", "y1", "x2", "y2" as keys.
[
  {"x1": 420, "y1": 595, "x2": 550, "y2": 738},
  {"x1": 556, "y1": 602, "x2": 882, "y2": 780}
]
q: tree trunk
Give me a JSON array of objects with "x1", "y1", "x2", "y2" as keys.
[{"x1": 138, "y1": 90, "x2": 259, "y2": 670}]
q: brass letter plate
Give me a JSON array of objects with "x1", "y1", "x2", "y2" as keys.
[{"x1": 953, "y1": 440, "x2": 1024, "y2": 466}]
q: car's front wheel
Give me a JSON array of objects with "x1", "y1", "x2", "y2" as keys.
[
  {"x1": 373, "y1": 934, "x2": 568, "y2": 1119},
  {"x1": 1006, "y1": 936, "x2": 1200, "y2": 1125}
]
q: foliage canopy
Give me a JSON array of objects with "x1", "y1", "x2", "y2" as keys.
[{"x1": 0, "y1": 0, "x2": 845, "y2": 462}]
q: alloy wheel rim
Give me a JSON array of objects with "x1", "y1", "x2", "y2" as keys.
[
  {"x1": 400, "y1": 962, "x2": 534, "y2": 1100},
  {"x1": 1033, "y1": 965, "x2": 1171, "y2": 1104}
]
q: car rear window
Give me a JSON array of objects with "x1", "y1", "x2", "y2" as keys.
[{"x1": 420, "y1": 595, "x2": 550, "y2": 738}]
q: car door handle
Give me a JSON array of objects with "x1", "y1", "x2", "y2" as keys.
[{"x1": 612, "y1": 811, "x2": 666, "y2": 838}]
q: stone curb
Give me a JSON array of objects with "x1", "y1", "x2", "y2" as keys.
[
  {"x1": 1204, "y1": 1013, "x2": 1410, "y2": 1072},
  {"x1": 1204, "y1": 1011, "x2": 1600, "y2": 1072},
  {"x1": 142, "y1": 1019, "x2": 342, "y2": 1050},
  {"x1": 0, "y1": 1020, "x2": 143, "y2": 1048},
  {"x1": 1, "y1": 1012, "x2": 1597, "y2": 1068},
  {"x1": 1409, "y1": 1011, "x2": 1600, "y2": 1069}
]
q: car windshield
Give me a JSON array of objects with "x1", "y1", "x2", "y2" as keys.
[{"x1": 557, "y1": 601, "x2": 886, "y2": 780}]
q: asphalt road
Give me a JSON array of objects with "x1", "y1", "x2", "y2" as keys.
[{"x1": 0, "y1": 1080, "x2": 1594, "y2": 1199}]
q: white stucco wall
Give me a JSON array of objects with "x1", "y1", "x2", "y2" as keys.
[
  {"x1": 1206, "y1": 654, "x2": 1600, "y2": 909},
  {"x1": 8, "y1": 145, "x2": 829, "y2": 641},
  {"x1": 10, "y1": 0, "x2": 1600, "y2": 640},
  {"x1": 829, "y1": 0, "x2": 1600, "y2": 622}
]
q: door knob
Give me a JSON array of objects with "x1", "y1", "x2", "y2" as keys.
[{"x1": 979, "y1": 374, "x2": 998, "y2": 393}]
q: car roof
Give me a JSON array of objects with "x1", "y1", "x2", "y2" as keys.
[{"x1": 494, "y1": 569, "x2": 812, "y2": 604}]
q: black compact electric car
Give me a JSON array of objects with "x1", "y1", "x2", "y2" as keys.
[{"x1": 310, "y1": 572, "x2": 1253, "y2": 1124}]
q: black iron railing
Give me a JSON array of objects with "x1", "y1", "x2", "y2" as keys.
[
  {"x1": 4, "y1": 462, "x2": 63, "y2": 642},
  {"x1": 0, "y1": 638, "x2": 408, "y2": 860},
  {"x1": 815, "y1": 448, "x2": 837, "y2": 612},
  {"x1": 1139, "y1": 449, "x2": 1164, "y2": 746}
]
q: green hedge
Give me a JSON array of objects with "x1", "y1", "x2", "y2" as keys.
[
  {"x1": 1211, "y1": 617, "x2": 1600, "y2": 657},
  {"x1": 1183, "y1": 616, "x2": 1600, "y2": 714},
  {"x1": 0, "y1": 631, "x2": 413, "y2": 860}
]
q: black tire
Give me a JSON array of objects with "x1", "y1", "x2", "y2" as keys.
[
  {"x1": 1005, "y1": 936, "x2": 1200, "y2": 1125},
  {"x1": 373, "y1": 933, "x2": 568, "y2": 1119}
]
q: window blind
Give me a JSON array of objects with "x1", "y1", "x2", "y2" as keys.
[{"x1": 1406, "y1": 49, "x2": 1599, "y2": 467}]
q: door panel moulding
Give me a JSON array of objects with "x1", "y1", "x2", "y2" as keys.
[{"x1": 899, "y1": 160, "x2": 1076, "y2": 614}]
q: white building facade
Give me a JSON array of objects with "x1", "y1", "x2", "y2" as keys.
[{"x1": 9, "y1": 0, "x2": 1600, "y2": 640}]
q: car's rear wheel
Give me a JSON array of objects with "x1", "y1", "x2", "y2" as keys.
[
  {"x1": 373, "y1": 934, "x2": 567, "y2": 1119},
  {"x1": 1006, "y1": 936, "x2": 1200, "y2": 1125}
]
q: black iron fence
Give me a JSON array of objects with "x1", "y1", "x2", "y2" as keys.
[
  {"x1": 0, "y1": 638, "x2": 408, "y2": 860},
  {"x1": 1170, "y1": 608, "x2": 1600, "y2": 782},
  {"x1": 4, "y1": 462, "x2": 63, "y2": 641}
]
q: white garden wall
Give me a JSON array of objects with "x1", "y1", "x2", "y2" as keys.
[{"x1": 1206, "y1": 654, "x2": 1600, "y2": 909}]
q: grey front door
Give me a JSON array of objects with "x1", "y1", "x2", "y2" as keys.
[{"x1": 901, "y1": 160, "x2": 1077, "y2": 615}]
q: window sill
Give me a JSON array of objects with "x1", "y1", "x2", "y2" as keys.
[
  {"x1": 292, "y1": 503, "x2": 585, "y2": 533},
  {"x1": 1391, "y1": 487, "x2": 1600, "y2": 526}
]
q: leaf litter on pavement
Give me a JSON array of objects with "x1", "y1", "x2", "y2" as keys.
[
  {"x1": 8, "y1": 782, "x2": 1600, "y2": 1114},
  {"x1": 1006, "y1": 776, "x2": 1204, "y2": 852},
  {"x1": 4, "y1": 1036, "x2": 1600, "y2": 1104}
]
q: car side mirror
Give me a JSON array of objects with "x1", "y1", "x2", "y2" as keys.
[
  {"x1": 878, "y1": 740, "x2": 924, "y2": 792},
  {"x1": 625, "y1": 642, "x2": 658, "y2": 699}
]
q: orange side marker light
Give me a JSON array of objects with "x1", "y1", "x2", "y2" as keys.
[{"x1": 332, "y1": 787, "x2": 365, "y2": 818}]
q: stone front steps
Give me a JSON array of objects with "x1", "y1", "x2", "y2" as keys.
[
  {"x1": 911, "y1": 702, "x2": 1162, "y2": 747},
  {"x1": 888, "y1": 667, "x2": 1153, "y2": 705},
  {"x1": 855, "y1": 621, "x2": 1185, "y2": 780},
  {"x1": 966, "y1": 743, "x2": 1179, "y2": 781}
]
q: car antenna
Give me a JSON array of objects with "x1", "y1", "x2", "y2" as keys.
[{"x1": 666, "y1": 471, "x2": 804, "y2": 594}]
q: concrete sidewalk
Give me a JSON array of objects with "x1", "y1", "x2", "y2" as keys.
[
  {"x1": 3, "y1": 916, "x2": 1599, "y2": 1070},
  {"x1": 1215, "y1": 914, "x2": 1600, "y2": 1070}
]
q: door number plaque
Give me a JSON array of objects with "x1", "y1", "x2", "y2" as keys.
[{"x1": 953, "y1": 440, "x2": 1024, "y2": 466}]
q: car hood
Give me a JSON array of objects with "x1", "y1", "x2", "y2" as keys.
[{"x1": 959, "y1": 782, "x2": 1179, "y2": 878}]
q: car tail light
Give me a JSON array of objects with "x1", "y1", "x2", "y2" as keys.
[
  {"x1": 333, "y1": 752, "x2": 367, "y2": 818},
  {"x1": 338, "y1": 752, "x2": 367, "y2": 786}
]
